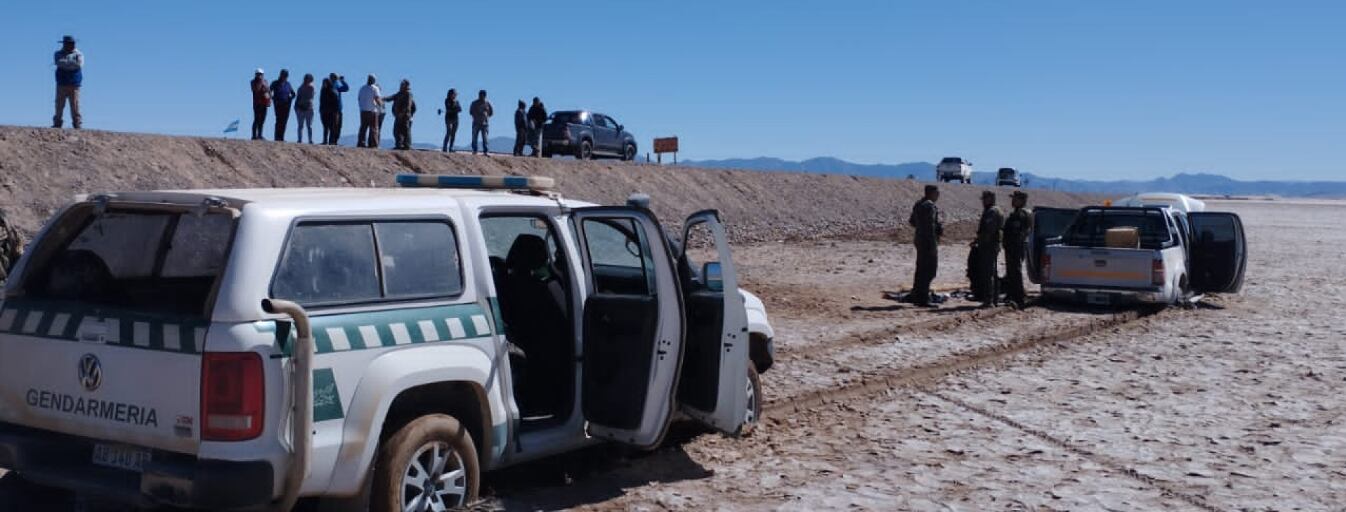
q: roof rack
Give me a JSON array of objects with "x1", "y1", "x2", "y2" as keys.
[{"x1": 395, "y1": 174, "x2": 556, "y2": 192}]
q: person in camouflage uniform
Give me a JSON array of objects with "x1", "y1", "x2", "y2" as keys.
[
  {"x1": 908, "y1": 185, "x2": 942, "y2": 306},
  {"x1": 1001, "y1": 190, "x2": 1033, "y2": 307},
  {"x1": 972, "y1": 190, "x2": 1004, "y2": 307}
]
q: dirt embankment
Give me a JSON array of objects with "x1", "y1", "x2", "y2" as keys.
[{"x1": 0, "y1": 125, "x2": 1103, "y2": 241}]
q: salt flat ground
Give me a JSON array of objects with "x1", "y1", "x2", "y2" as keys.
[{"x1": 2, "y1": 199, "x2": 1342, "y2": 511}]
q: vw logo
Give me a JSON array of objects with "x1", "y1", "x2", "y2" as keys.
[{"x1": 78, "y1": 354, "x2": 102, "y2": 392}]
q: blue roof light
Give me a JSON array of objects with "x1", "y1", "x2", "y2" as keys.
[{"x1": 396, "y1": 174, "x2": 556, "y2": 191}]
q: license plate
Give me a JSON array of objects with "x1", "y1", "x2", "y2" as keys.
[
  {"x1": 1086, "y1": 293, "x2": 1111, "y2": 305},
  {"x1": 92, "y1": 444, "x2": 151, "y2": 472}
]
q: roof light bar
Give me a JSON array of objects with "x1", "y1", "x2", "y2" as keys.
[{"x1": 395, "y1": 174, "x2": 556, "y2": 191}]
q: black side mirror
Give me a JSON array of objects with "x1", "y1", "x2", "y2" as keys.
[{"x1": 617, "y1": 125, "x2": 624, "y2": 132}]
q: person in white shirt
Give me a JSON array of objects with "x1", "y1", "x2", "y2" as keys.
[{"x1": 357, "y1": 74, "x2": 384, "y2": 148}]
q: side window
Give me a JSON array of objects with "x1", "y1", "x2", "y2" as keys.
[
  {"x1": 593, "y1": 115, "x2": 610, "y2": 129},
  {"x1": 375, "y1": 222, "x2": 463, "y2": 299},
  {"x1": 273, "y1": 224, "x2": 381, "y2": 305},
  {"x1": 582, "y1": 218, "x2": 654, "y2": 295}
]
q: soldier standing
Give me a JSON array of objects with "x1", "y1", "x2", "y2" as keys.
[
  {"x1": 972, "y1": 190, "x2": 1005, "y2": 307},
  {"x1": 908, "y1": 185, "x2": 942, "y2": 306},
  {"x1": 1001, "y1": 190, "x2": 1033, "y2": 307}
]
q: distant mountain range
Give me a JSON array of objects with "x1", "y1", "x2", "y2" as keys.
[{"x1": 682, "y1": 157, "x2": 1346, "y2": 198}]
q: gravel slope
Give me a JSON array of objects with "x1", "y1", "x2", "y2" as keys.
[{"x1": 0, "y1": 125, "x2": 1102, "y2": 242}]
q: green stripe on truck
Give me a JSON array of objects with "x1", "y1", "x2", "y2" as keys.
[{"x1": 0, "y1": 299, "x2": 207, "y2": 354}]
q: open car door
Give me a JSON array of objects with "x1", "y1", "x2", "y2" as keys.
[
  {"x1": 1188, "y1": 212, "x2": 1248, "y2": 293},
  {"x1": 573, "y1": 207, "x2": 684, "y2": 449},
  {"x1": 675, "y1": 210, "x2": 751, "y2": 434},
  {"x1": 1028, "y1": 207, "x2": 1078, "y2": 284}
]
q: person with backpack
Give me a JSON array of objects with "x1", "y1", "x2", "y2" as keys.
[
  {"x1": 294, "y1": 73, "x2": 317, "y2": 144},
  {"x1": 52, "y1": 35, "x2": 84, "y2": 129},
  {"x1": 250, "y1": 68, "x2": 270, "y2": 140},
  {"x1": 269, "y1": 69, "x2": 296, "y2": 142}
]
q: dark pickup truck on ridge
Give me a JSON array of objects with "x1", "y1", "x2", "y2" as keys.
[{"x1": 542, "y1": 110, "x2": 638, "y2": 161}]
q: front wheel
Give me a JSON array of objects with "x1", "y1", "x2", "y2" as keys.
[
  {"x1": 577, "y1": 140, "x2": 593, "y2": 160},
  {"x1": 739, "y1": 363, "x2": 763, "y2": 437},
  {"x1": 371, "y1": 414, "x2": 479, "y2": 512},
  {"x1": 622, "y1": 143, "x2": 636, "y2": 162}
]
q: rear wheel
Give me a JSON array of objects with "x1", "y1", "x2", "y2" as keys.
[
  {"x1": 371, "y1": 414, "x2": 479, "y2": 512},
  {"x1": 577, "y1": 140, "x2": 593, "y2": 160}
]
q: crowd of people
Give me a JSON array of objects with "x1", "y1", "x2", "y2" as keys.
[
  {"x1": 248, "y1": 68, "x2": 550, "y2": 155},
  {"x1": 907, "y1": 186, "x2": 1034, "y2": 309}
]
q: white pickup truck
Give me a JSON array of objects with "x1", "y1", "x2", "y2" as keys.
[
  {"x1": 1027, "y1": 199, "x2": 1247, "y2": 306},
  {"x1": 0, "y1": 175, "x2": 776, "y2": 511}
]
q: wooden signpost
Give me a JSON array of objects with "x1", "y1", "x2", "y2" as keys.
[{"x1": 653, "y1": 137, "x2": 679, "y2": 164}]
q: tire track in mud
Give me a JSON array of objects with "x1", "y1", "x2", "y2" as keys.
[
  {"x1": 766, "y1": 307, "x2": 1161, "y2": 415},
  {"x1": 781, "y1": 305, "x2": 1016, "y2": 362},
  {"x1": 925, "y1": 391, "x2": 1223, "y2": 512}
]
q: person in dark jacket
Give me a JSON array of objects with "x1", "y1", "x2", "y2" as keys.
[
  {"x1": 250, "y1": 69, "x2": 270, "y2": 140},
  {"x1": 1001, "y1": 190, "x2": 1033, "y2": 307},
  {"x1": 294, "y1": 74, "x2": 316, "y2": 144},
  {"x1": 527, "y1": 97, "x2": 548, "y2": 157},
  {"x1": 440, "y1": 89, "x2": 461, "y2": 152},
  {"x1": 971, "y1": 190, "x2": 1005, "y2": 307},
  {"x1": 53, "y1": 35, "x2": 84, "y2": 129},
  {"x1": 319, "y1": 73, "x2": 349, "y2": 145},
  {"x1": 469, "y1": 90, "x2": 493, "y2": 155},
  {"x1": 269, "y1": 69, "x2": 295, "y2": 142},
  {"x1": 512, "y1": 100, "x2": 528, "y2": 156},
  {"x1": 382, "y1": 80, "x2": 417, "y2": 150},
  {"x1": 908, "y1": 185, "x2": 942, "y2": 306}
]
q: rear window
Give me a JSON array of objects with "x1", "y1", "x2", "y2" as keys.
[
  {"x1": 272, "y1": 220, "x2": 462, "y2": 306},
  {"x1": 1064, "y1": 210, "x2": 1173, "y2": 250},
  {"x1": 26, "y1": 208, "x2": 235, "y2": 316},
  {"x1": 550, "y1": 112, "x2": 587, "y2": 125}
]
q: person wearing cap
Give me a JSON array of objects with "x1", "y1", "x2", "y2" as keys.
[
  {"x1": 269, "y1": 69, "x2": 295, "y2": 142},
  {"x1": 52, "y1": 35, "x2": 84, "y2": 129},
  {"x1": 382, "y1": 80, "x2": 417, "y2": 150},
  {"x1": 250, "y1": 69, "x2": 271, "y2": 140},
  {"x1": 357, "y1": 75, "x2": 383, "y2": 148},
  {"x1": 469, "y1": 90, "x2": 494, "y2": 155},
  {"x1": 441, "y1": 89, "x2": 462, "y2": 152},
  {"x1": 294, "y1": 73, "x2": 317, "y2": 144},
  {"x1": 972, "y1": 190, "x2": 1005, "y2": 307},
  {"x1": 907, "y1": 185, "x2": 943, "y2": 306},
  {"x1": 512, "y1": 100, "x2": 528, "y2": 156},
  {"x1": 1001, "y1": 190, "x2": 1033, "y2": 307}
]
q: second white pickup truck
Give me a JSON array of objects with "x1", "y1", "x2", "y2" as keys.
[{"x1": 1027, "y1": 201, "x2": 1247, "y2": 306}]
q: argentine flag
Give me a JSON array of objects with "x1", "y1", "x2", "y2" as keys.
[{"x1": 223, "y1": 119, "x2": 240, "y2": 134}]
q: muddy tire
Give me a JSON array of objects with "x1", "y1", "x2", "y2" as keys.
[
  {"x1": 577, "y1": 139, "x2": 593, "y2": 160},
  {"x1": 371, "y1": 414, "x2": 479, "y2": 512},
  {"x1": 622, "y1": 143, "x2": 636, "y2": 162},
  {"x1": 739, "y1": 363, "x2": 764, "y2": 437}
]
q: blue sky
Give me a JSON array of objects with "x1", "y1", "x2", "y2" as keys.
[{"x1": 1, "y1": 1, "x2": 1341, "y2": 180}]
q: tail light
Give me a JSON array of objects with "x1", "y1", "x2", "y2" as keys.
[
  {"x1": 1041, "y1": 254, "x2": 1052, "y2": 281},
  {"x1": 202, "y1": 352, "x2": 265, "y2": 441},
  {"x1": 1152, "y1": 259, "x2": 1165, "y2": 286}
]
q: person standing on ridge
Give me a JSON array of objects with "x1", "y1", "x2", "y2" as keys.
[
  {"x1": 52, "y1": 35, "x2": 84, "y2": 129},
  {"x1": 469, "y1": 90, "x2": 494, "y2": 155},
  {"x1": 908, "y1": 185, "x2": 943, "y2": 306},
  {"x1": 527, "y1": 97, "x2": 548, "y2": 157},
  {"x1": 1001, "y1": 190, "x2": 1033, "y2": 308},
  {"x1": 512, "y1": 100, "x2": 528, "y2": 156},
  {"x1": 294, "y1": 73, "x2": 316, "y2": 144},
  {"x1": 972, "y1": 190, "x2": 1005, "y2": 307},
  {"x1": 269, "y1": 69, "x2": 295, "y2": 142},
  {"x1": 357, "y1": 75, "x2": 383, "y2": 148},
  {"x1": 383, "y1": 79, "x2": 417, "y2": 150},
  {"x1": 321, "y1": 73, "x2": 349, "y2": 145},
  {"x1": 250, "y1": 69, "x2": 270, "y2": 140},
  {"x1": 441, "y1": 88, "x2": 461, "y2": 152}
]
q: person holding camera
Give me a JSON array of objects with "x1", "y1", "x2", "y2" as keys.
[{"x1": 52, "y1": 35, "x2": 84, "y2": 129}]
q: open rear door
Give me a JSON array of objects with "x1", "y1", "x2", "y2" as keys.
[
  {"x1": 1028, "y1": 207, "x2": 1078, "y2": 284},
  {"x1": 573, "y1": 207, "x2": 684, "y2": 449},
  {"x1": 675, "y1": 210, "x2": 750, "y2": 434},
  {"x1": 1188, "y1": 212, "x2": 1248, "y2": 293}
]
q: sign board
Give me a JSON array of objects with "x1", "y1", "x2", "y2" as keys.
[{"x1": 653, "y1": 137, "x2": 679, "y2": 154}]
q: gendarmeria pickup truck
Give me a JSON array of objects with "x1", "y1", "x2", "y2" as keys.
[{"x1": 0, "y1": 175, "x2": 775, "y2": 511}]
